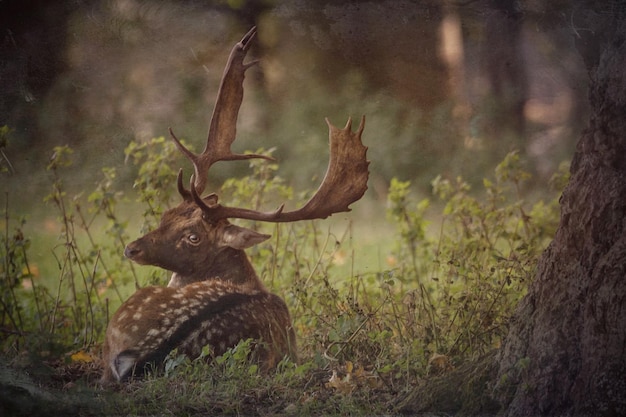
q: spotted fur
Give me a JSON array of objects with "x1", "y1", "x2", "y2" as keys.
[{"x1": 101, "y1": 280, "x2": 295, "y2": 383}]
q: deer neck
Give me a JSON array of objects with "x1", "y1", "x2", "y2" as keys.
[{"x1": 167, "y1": 248, "x2": 264, "y2": 290}]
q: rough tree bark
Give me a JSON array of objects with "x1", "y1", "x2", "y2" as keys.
[{"x1": 494, "y1": 5, "x2": 626, "y2": 416}]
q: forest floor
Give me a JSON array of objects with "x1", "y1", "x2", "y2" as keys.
[{"x1": 0, "y1": 352, "x2": 501, "y2": 416}]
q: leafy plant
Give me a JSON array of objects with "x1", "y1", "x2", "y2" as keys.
[
  {"x1": 0, "y1": 125, "x2": 15, "y2": 174},
  {"x1": 124, "y1": 136, "x2": 187, "y2": 232},
  {"x1": 0, "y1": 137, "x2": 567, "y2": 415},
  {"x1": 386, "y1": 151, "x2": 562, "y2": 363},
  {"x1": 0, "y1": 210, "x2": 31, "y2": 351}
]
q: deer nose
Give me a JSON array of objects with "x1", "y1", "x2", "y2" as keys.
[{"x1": 124, "y1": 244, "x2": 141, "y2": 259}]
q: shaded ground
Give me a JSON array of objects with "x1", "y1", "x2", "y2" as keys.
[
  {"x1": 0, "y1": 352, "x2": 501, "y2": 416},
  {"x1": 0, "y1": 358, "x2": 104, "y2": 417}
]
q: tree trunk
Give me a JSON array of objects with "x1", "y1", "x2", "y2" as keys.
[{"x1": 494, "y1": 5, "x2": 626, "y2": 416}]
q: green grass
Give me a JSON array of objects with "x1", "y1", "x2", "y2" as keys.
[{"x1": 0, "y1": 140, "x2": 568, "y2": 415}]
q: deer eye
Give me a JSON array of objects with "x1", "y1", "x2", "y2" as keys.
[{"x1": 187, "y1": 234, "x2": 200, "y2": 244}]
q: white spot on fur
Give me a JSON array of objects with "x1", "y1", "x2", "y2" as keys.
[
  {"x1": 147, "y1": 328, "x2": 160, "y2": 337},
  {"x1": 174, "y1": 314, "x2": 189, "y2": 326},
  {"x1": 173, "y1": 307, "x2": 186, "y2": 316}
]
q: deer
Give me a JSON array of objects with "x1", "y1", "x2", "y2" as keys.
[{"x1": 101, "y1": 27, "x2": 369, "y2": 384}]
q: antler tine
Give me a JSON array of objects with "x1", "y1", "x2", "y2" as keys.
[
  {"x1": 189, "y1": 173, "x2": 285, "y2": 221},
  {"x1": 201, "y1": 116, "x2": 369, "y2": 223},
  {"x1": 172, "y1": 26, "x2": 274, "y2": 197},
  {"x1": 176, "y1": 168, "x2": 192, "y2": 201}
]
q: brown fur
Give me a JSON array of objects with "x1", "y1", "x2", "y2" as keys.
[{"x1": 101, "y1": 280, "x2": 296, "y2": 383}]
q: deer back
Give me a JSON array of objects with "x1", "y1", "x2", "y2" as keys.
[{"x1": 101, "y1": 280, "x2": 296, "y2": 384}]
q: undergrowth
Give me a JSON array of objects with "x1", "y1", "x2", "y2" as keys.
[{"x1": 0, "y1": 132, "x2": 567, "y2": 415}]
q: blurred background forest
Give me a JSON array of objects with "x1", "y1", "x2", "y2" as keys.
[
  {"x1": 1, "y1": 0, "x2": 585, "y2": 192},
  {"x1": 0, "y1": 0, "x2": 587, "y2": 286}
]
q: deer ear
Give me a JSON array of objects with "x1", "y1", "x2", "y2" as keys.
[{"x1": 221, "y1": 224, "x2": 271, "y2": 250}]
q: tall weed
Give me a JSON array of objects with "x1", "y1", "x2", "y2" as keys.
[
  {"x1": 1, "y1": 135, "x2": 566, "y2": 414},
  {"x1": 386, "y1": 151, "x2": 564, "y2": 363}
]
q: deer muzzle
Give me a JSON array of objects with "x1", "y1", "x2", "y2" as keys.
[{"x1": 124, "y1": 241, "x2": 142, "y2": 260}]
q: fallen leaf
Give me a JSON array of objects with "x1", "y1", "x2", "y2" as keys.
[
  {"x1": 70, "y1": 350, "x2": 95, "y2": 363},
  {"x1": 325, "y1": 370, "x2": 354, "y2": 395}
]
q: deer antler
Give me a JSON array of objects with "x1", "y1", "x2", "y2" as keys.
[
  {"x1": 170, "y1": 26, "x2": 273, "y2": 198},
  {"x1": 190, "y1": 116, "x2": 369, "y2": 223},
  {"x1": 173, "y1": 27, "x2": 369, "y2": 222}
]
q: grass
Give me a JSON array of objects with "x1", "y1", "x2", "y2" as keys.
[{"x1": 0, "y1": 138, "x2": 567, "y2": 415}]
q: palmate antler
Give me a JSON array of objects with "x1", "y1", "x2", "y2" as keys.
[
  {"x1": 172, "y1": 27, "x2": 369, "y2": 223},
  {"x1": 170, "y1": 27, "x2": 273, "y2": 198}
]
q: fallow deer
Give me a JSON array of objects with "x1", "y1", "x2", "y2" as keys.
[{"x1": 101, "y1": 27, "x2": 369, "y2": 384}]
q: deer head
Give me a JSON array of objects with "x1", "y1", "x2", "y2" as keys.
[{"x1": 102, "y1": 27, "x2": 368, "y2": 384}]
